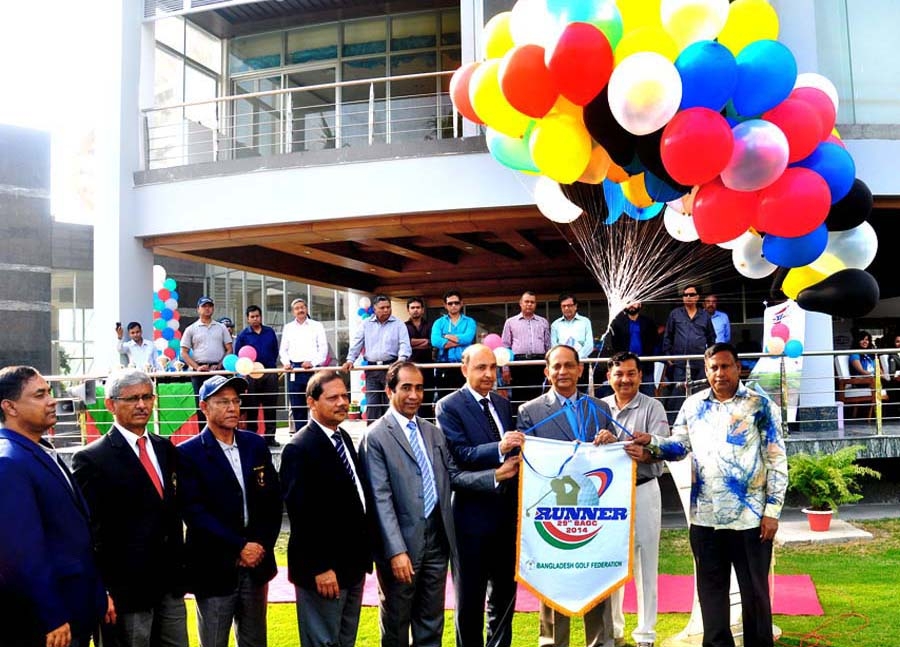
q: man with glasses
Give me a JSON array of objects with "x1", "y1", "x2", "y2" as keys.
[
  {"x1": 72, "y1": 369, "x2": 188, "y2": 647},
  {"x1": 280, "y1": 298, "x2": 329, "y2": 430},
  {"x1": 177, "y1": 375, "x2": 282, "y2": 647},
  {"x1": 661, "y1": 285, "x2": 716, "y2": 421},
  {"x1": 502, "y1": 291, "x2": 551, "y2": 408},
  {"x1": 180, "y1": 297, "x2": 233, "y2": 422},
  {"x1": 551, "y1": 293, "x2": 594, "y2": 362},
  {"x1": 431, "y1": 289, "x2": 477, "y2": 399}
]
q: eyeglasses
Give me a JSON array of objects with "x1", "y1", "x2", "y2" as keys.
[
  {"x1": 446, "y1": 301, "x2": 461, "y2": 306},
  {"x1": 682, "y1": 292, "x2": 699, "y2": 297},
  {"x1": 114, "y1": 394, "x2": 156, "y2": 404},
  {"x1": 208, "y1": 398, "x2": 242, "y2": 407}
]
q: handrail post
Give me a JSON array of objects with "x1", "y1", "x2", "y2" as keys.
[
  {"x1": 368, "y1": 83, "x2": 374, "y2": 146},
  {"x1": 779, "y1": 355, "x2": 789, "y2": 437},
  {"x1": 875, "y1": 353, "x2": 883, "y2": 435}
]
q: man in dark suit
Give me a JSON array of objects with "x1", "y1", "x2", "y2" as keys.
[
  {"x1": 435, "y1": 344, "x2": 524, "y2": 647},
  {"x1": 177, "y1": 375, "x2": 282, "y2": 647},
  {"x1": 361, "y1": 362, "x2": 519, "y2": 647},
  {"x1": 72, "y1": 369, "x2": 187, "y2": 647},
  {"x1": 517, "y1": 346, "x2": 615, "y2": 647},
  {"x1": 280, "y1": 370, "x2": 372, "y2": 647},
  {"x1": 0, "y1": 365, "x2": 108, "y2": 647}
]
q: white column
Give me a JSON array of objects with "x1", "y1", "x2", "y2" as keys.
[
  {"x1": 802, "y1": 311, "x2": 837, "y2": 407},
  {"x1": 92, "y1": 0, "x2": 155, "y2": 372}
]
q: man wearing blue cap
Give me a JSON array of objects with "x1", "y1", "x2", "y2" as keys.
[
  {"x1": 180, "y1": 296, "x2": 233, "y2": 422},
  {"x1": 177, "y1": 375, "x2": 282, "y2": 647}
]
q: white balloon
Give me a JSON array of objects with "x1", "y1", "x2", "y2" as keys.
[
  {"x1": 663, "y1": 206, "x2": 700, "y2": 242},
  {"x1": 359, "y1": 296, "x2": 371, "y2": 309},
  {"x1": 164, "y1": 298, "x2": 178, "y2": 310},
  {"x1": 794, "y1": 72, "x2": 839, "y2": 114},
  {"x1": 494, "y1": 346, "x2": 512, "y2": 367},
  {"x1": 767, "y1": 337, "x2": 786, "y2": 355},
  {"x1": 509, "y1": 0, "x2": 552, "y2": 47},
  {"x1": 823, "y1": 221, "x2": 878, "y2": 269},
  {"x1": 154, "y1": 338, "x2": 168, "y2": 351},
  {"x1": 717, "y1": 230, "x2": 754, "y2": 250},
  {"x1": 732, "y1": 233, "x2": 777, "y2": 279},
  {"x1": 167, "y1": 319, "x2": 180, "y2": 330},
  {"x1": 534, "y1": 176, "x2": 583, "y2": 223},
  {"x1": 666, "y1": 198, "x2": 685, "y2": 214},
  {"x1": 607, "y1": 52, "x2": 683, "y2": 136},
  {"x1": 152, "y1": 265, "x2": 167, "y2": 291}
]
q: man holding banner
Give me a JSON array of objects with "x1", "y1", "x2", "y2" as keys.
[
  {"x1": 517, "y1": 345, "x2": 616, "y2": 647},
  {"x1": 627, "y1": 343, "x2": 787, "y2": 647}
]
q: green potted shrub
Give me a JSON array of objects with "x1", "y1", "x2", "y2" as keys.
[
  {"x1": 348, "y1": 400, "x2": 361, "y2": 421},
  {"x1": 787, "y1": 444, "x2": 881, "y2": 531}
]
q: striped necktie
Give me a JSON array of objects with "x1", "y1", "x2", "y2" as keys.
[
  {"x1": 407, "y1": 420, "x2": 437, "y2": 518},
  {"x1": 332, "y1": 431, "x2": 356, "y2": 485}
]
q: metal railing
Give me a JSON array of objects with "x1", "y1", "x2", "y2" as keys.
[
  {"x1": 142, "y1": 71, "x2": 461, "y2": 170},
  {"x1": 45, "y1": 349, "x2": 900, "y2": 451}
]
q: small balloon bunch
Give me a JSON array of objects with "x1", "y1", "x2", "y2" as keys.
[{"x1": 151, "y1": 265, "x2": 182, "y2": 362}]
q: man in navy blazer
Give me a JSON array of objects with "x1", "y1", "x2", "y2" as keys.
[
  {"x1": 280, "y1": 370, "x2": 373, "y2": 647},
  {"x1": 435, "y1": 344, "x2": 524, "y2": 647},
  {"x1": 0, "y1": 366, "x2": 107, "y2": 647},
  {"x1": 177, "y1": 375, "x2": 282, "y2": 647},
  {"x1": 72, "y1": 369, "x2": 187, "y2": 647},
  {"x1": 517, "y1": 346, "x2": 614, "y2": 647}
]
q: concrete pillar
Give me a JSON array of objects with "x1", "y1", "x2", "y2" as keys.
[{"x1": 92, "y1": 0, "x2": 155, "y2": 372}]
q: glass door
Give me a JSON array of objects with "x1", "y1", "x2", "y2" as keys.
[
  {"x1": 285, "y1": 66, "x2": 337, "y2": 152},
  {"x1": 232, "y1": 75, "x2": 283, "y2": 158}
]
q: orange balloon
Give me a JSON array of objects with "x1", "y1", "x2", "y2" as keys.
[
  {"x1": 578, "y1": 145, "x2": 612, "y2": 184},
  {"x1": 622, "y1": 173, "x2": 654, "y2": 207},
  {"x1": 606, "y1": 161, "x2": 629, "y2": 183}
]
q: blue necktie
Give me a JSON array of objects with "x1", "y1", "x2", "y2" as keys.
[
  {"x1": 563, "y1": 398, "x2": 579, "y2": 436},
  {"x1": 332, "y1": 431, "x2": 356, "y2": 485},
  {"x1": 407, "y1": 420, "x2": 437, "y2": 518}
]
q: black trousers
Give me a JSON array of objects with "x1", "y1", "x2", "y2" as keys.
[
  {"x1": 689, "y1": 525, "x2": 774, "y2": 647},
  {"x1": 242, "y1": 372, "x2": 279, "y2": 438}
]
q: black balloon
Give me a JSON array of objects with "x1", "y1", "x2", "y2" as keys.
[
  {"x1": 826, "y1": 178, "x2": 872, "y2": 231},
  {"x1": 797, "y1": 269, "x2": 880, "y2": 318},
  {"x1": 583, "y1": 88, "x2": 637, "y2": 166}
]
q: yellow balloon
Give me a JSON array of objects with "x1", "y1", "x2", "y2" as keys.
[
  {"x1": 529, "y1": 114, "x2": 592, "y2": 184},
  {"x1": 782, "y1": 265, "x2": 827, "y2": 300},
  {"x1": 614, "y1": 26, "x2": 680, "y2": 65},
  {"x1": 616, "y1": 0, "x2": 662, "y2": 34},
  {"x1": 662, "y1": 0, "x2": 730, "y2": 51},
  {"x1": 809, "y1": 252, "x2": 845, "y2": 277},
  {"x1": 717, "y1": 0, "x2": 779, "y2": 56},
  {"x1": 483, "y1": 12, "x2": 515, "y2": 60},
  {"x1": 468, "y1": 59, "x2": 531, "y2": 138},
  {"x1": 621, "y1": 173, "x2": 654, "y2": 208},
  {"x1": 578, "y1": 145, "x2": 613, "y2": 184},
  {"x1": 831, "y1": 127, "x2": 841, "y2": 139}
]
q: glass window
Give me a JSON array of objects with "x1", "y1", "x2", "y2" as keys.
[
  {"x1": 288, "y1": 24, "x2": 339, "y2": 65},
  {"x1": 390, "y1": 53, "x2": 438, "y2": 142},
  {"x1": 310, "y1": 285, "x2": 336, "y2": 321},
  {"x1": 343, "y1": 19, "x2": 387, "y2": 57},
  {"x1": 186, "y1": 22, "x2": 222, "y2": 74},
  {"x1": 156, "y1": 16, "x2": 184, "y2": 53},
  {"x1": 265, "y1": 278, "x2": 285, "y2": 328},
  {"x1": 155, "y1": 46, "x2": 184, "y2": 106},
  {"x1": 391, "y1": 14, "x2": 437, "y2": 51},
  {"x1": 342, "y1": 58, "x2": 387, "y2": 146},
  {"x1": 441, "y1": 11, "x2": 461, "y2": 47},
  {"x1": 230, "y1": 32, "x2": 283, "y2": 74}
]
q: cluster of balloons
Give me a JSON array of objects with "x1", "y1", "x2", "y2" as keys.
[
  {"x1": 151, "y1": 265, "x2": 182, "y2": 362},
  {"x1": 451, "y1": 0, "x2": 880, "y2": 318},
  {"x1": 483, "y1": 333, "x2": 515, "y2": 366},
  {"x1": 223, "y1": 346, "x2": 266, "y2": 379},
  {"x1": 354, "y1": 296, "x2": 371, "y2": 412},
  {"x1": 766, "y1": 321, "x2": 803, "y2": 358}
]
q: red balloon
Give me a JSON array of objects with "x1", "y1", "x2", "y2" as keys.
[
  {"x1": 546, "y1": 22, "x2": 613, "y2": 106},
  {"x1": 450, "y1": 62, "x2": 484, "y2": 125},
  {"x1": 789, "y1": 87, "x2": 835, "y2": 142},
  {"x1": 153, "y1": 329, "x2": 162, "y2": 340},
  {"x1": 660, "y1": 108, "x2": 734, "y2": 185},
  {"x1": 172, "y1": 310, "x2": 181, "y2": 320},
  {"x1": 152, "y1": 310, "x2": 161, "y2": 320},
  {"x1": 693, "y1": 178, "x2": 758, "y2": 244},
  {"x1": 755, "y1": 167, "x2": 830, "y2": 237},
  {"x1": 499, "y1": 45, "x2": 559, "y2": 118},
  {"x1": 763, "y1": 98, "x2": 823, "y2": 163},
  {"x1": 770, "y1": 323, "x2": 790, "y2": 341},
  {"x1": 157, "y1": 288, "x2": 170, "y2": 300},
  {"x1": 164, "y1": 347, "x2": 176, "y2": 360}
]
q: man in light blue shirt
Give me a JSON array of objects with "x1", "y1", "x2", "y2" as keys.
[
  {"x1": 342, "y1": 295, "x2": 412, "y2": 422},
  {"x1": 431, "y1": 289, "x2": 477, "y2": 398},
  {"x1": 550, "y1": 293, "x2": 594, "y2": 360},
  {"x1": 704, "y1": 294, "x2": 731, "y2": 344}
]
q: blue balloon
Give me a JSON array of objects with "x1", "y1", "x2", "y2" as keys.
[
  {"x1": 486, "y1": 127, "x2": 538, "y2": 173},
  {"x1": 792, "y1": 142, "x2": 856, "y2": 203},
  {"x1": 602, "y1": 180, "x2": 625, "y2": 224},
  {"x1": 170, "y1": 290, "x2": 179, "y2": 302},
  {"x1": 762, "y1": 224, "x2": 828, "y2": 268},
  {"x1": 732, "y1": 40, "x2": 797, "y2": 117},
  {"x1": 784, "y1": 339, "x2": 804, "y2": 358},
  {"x1": 624, "y1": 201, "x2": 664, "y2": 221},
  {"x1": 357, "y1": 307, "x2": 367, "y2": 317},
  {"x1": 644, "y1": 170, "x2": 688, "y2": 203},
  {"x1": 153, "y1": 297, "x2": 165, "y2": 311},
  {"x1": 160, "y1": 308, "x2": 173, "y2": 321},
  {"x1": 161, "y1": 327, "x2": 174, "y2": 341},
  {"x1": 676, "y1": 41, "x2": 737, "y2": 111},
  {"x1": 222, "y1": 354, "x2": 238, "y2": 372}
]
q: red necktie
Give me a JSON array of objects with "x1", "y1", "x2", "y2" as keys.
[{"x1": 137, "y1": 436, "x2": 164, "y2": 498}]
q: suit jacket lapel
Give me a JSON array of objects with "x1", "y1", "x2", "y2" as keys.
[
  {"x1": 545, "y1": 393, "x2": 575, "y2": 441},
  {"x1": 462, "y1": 393, "x2": 495, "y2": 442},
  {"x1": 201, "y1": 428, "x2": 242, "y2": 492},
  {"x1": 386, "y1": 415, "x2": 416, "y2": 463}
]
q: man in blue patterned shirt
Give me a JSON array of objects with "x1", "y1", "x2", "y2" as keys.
[{"x1": 627, "y1": 342, "x2": 787, "y2": 647}]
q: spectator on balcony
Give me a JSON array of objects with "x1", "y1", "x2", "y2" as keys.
[
  {"x1": 550, "y1": 293, "x2": 594, "y2": 361},
  {"x1": 501, "y1": 291, "x2": 551, "y2": 408},
  {"x1": 280, "y1": 298, "x2": 329, "y2": 430},
  {"x1": 180, "y1": 296, "x2": 233, "y2": 423},
  {"x1": 116, "y1": 321, "x2": 161, "y2": 371},
  {"x1": 603, "y1": 302, "x2": 658, "y2": 396},
  {"x1": 849, "y1": 330, "x2": 876, "y2": 376},
  {"x1": 703, "y1": 294, "x2": 731, "y2": 344},
  {"x1": 431, "y1": 289, "x2": 476, "y2": 399},
  {"x1": 235, "y1": 305, "x2": 281, "y2": 446},
  {"x1": 405, "y1": 296, "x2": 436, "y2": 420}
]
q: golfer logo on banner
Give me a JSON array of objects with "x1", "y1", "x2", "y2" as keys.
[{"x1": 517, "y1": 435, "x2": 636, "y2": 615}]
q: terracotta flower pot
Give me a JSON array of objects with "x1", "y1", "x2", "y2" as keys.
[{"x1": 802, "y1": 508, "x2": 833, "y2": 532}]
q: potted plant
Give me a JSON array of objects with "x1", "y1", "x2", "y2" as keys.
[
  {"x1": 348, "y1": 400, "x2": 361, "y2": 420},
  {"x1": 787, "y1": 444, "x2": 881, "y2": 531}
]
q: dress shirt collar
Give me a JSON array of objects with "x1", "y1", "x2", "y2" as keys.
[
  {"x1": 115, "y1": 423, "x2": 150, "y2": 450},
  {"x1": 389, "y1": 406, "x2": 416, "y2": 429},
  {"x1": 702, "y1": 381, "x2": 750, "y2": 404},
  {"x1": 310, "y1": 413, "x2": 338, "y2": 434},
  {"x1": 466, "y1": 385, "x2": 492, "y2": 404}
]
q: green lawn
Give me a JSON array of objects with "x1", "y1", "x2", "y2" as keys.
[{"x1": 187, "y1": 519, "x2": 900, "y2": 646}]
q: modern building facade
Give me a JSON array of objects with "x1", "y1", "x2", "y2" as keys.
[{"x1": 84, "y1": 0, "x2": 900, "y2": 374}]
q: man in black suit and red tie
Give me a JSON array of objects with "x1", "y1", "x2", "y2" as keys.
[
  {"x1": 72, "y1": 368, "x2": 188, "y2": 647},
  {"x1": 280, "y1": 370, "x2": 373, "y2": 647},
  {"x1": 435, "y1": 344, "x2": 525, "y2": 647}
]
